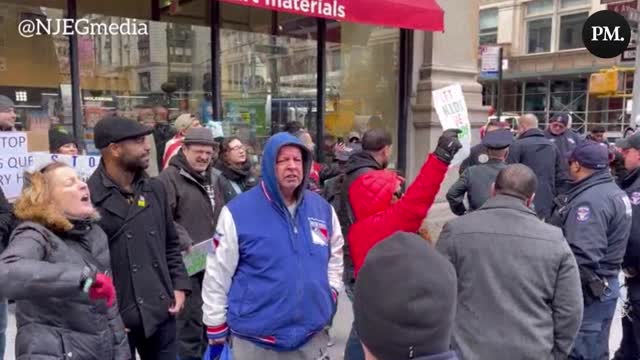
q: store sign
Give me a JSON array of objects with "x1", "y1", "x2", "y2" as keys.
[
  {"x1": 432, "y1": 84, "x2": 471, "y2": 167},
  {"x1": 608, "y1": 0, "x2": 638, "y2": 13},
  {"x1": 219, "y1": 0, "x2": 444, "y2": 32},
  {"x1": 480, "y1": 46, "x2": 500, "y2": 79}
]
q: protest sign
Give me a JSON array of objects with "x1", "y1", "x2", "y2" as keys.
[
  {"x1": 30, "y1": 153, "x2": 101, "y2": 182},
  {"x1": 0, "y1": 132, "x2": 31, "y2": 200},
  {"x1": 432, "y1": 84, "x2": 472, "y2": 166},
  {"x1": 183, "y1": 238, "x2": 215, "y2": 276}
]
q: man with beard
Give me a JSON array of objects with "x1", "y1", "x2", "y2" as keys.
[
  {"x1": 545, "y1": 113, "x2": 583, "y2": 161},
  {"x1": 88, "y1": 116, "x2": 190, "y2": 360},
  {"x1": 158, "y1": 128, "x2": 222, "y2": 360}
]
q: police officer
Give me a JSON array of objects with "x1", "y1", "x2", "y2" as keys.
[
  {"x1": 458, "y1": 120, "x2": 501, "y2": 174},
  {"x1": 613, "y1": 132, "x2": 640, "y2": 360},
  {"x1": 549, "y1": 140, "x2": 632, "y2": 360},
  {"x1": 447, "y1": 128, "x2": 512, "y2": 215},
  {"x1": 88, "y1": 116, "x2": 191, "y2": 360}
]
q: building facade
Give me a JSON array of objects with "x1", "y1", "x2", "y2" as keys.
[
  {"x1": 478, "y1": 0, "x2": 635, "y2": 136},
  {"x1": 0, "y1": 0, "x2": 485, "y2": 180}
]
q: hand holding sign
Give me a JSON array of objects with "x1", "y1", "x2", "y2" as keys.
[{"x1": 432, "y1": 84, "x2": 472, "y2": 166}]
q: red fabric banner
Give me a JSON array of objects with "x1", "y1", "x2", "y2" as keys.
[{"x1": 220, "y1": 0, "x2": 444, "y2": 32}]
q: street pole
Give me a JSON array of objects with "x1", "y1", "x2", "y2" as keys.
[
  {"x1": 632, "y1": 23, "x2": 640, "y2": 130},
  {"x1": 496, "y1": 47, "x2": 503, "y2": 120}
]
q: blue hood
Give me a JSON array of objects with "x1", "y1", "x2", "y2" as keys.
[{"x1": 261, "y1": 132, "x2": 312, "y2": 209}]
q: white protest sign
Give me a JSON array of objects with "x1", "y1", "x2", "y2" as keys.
[
  {"x1": 432, "y1": 84, "x2": 472, "y2": 166},
  {"x1": 0, "y1": 132, "x2": 31, "y2": 200},
  {"x1": 30, "y1": 153, "x2": 101, "y2": 182}
]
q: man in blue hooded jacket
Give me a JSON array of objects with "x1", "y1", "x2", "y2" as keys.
[{"x1": 202, "y1": 132, "x2": 344, "y2": 358}]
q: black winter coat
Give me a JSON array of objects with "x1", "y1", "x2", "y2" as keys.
[
  {"x1": 88, "y1": 164, "x2": 191, "y2": 338},
  {"x1": 0, "y1": 221, "x2": 129, "y2": 360},
  {"x1": 507, "y1": 129, "x2": 570, "y2": 219},
  {"x1": 158, "y1": 151, "x2": 221, "y2": 251},
  {"x1": 620, "y1": 168, "x2": 640, "y2": 270}
]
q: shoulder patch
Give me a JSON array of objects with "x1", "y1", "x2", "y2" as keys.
[
  {"x1": 568, "y1": 138, "x2": 576, "y2": 144},
  {"x1": 478, "y1": 154, "x2": 489, "y2": 164},
  {"x1": 576, "y1": 206, "x2": 591, "y2": 222},
  {"x1": 631, "y1": 192, "x2": 640, "y2": 206}
]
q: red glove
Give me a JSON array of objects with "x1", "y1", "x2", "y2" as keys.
[{"x1": 89, "y1": 273, "x2": 116, "y2": 308}]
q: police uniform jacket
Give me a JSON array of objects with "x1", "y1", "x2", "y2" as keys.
[
  {"x1": 458, "y1": 143, "x2": 488, "y2": 175},
  {"x1": 88, "y1": 163, "x2": 191, "y2": 337},
  {"x1": 446, "y1": 159, "x2": 506, "y2": 216},
  {"x1": 620, "y1": 168, "x2": 640, "y2": 270},
  {"x1": 550, "y1": 171, "x2": 632, "y2": 279},
  {"x1": 507, "y1": 128, "x2": 570, "y2": 219}
]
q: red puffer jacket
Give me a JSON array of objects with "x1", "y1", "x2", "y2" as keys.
[{"x1": 347, "y1": 154, "x2": 449, "y2": 276}]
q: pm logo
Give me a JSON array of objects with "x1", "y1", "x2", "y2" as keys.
[{"x1": 582, "y1": 10, "x2": 631, "y2": 58}]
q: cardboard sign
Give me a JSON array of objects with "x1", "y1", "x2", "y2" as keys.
[
  {"x1": 432, "y1": 84, "x2": 472, "y2": 166},
  {"x1": 0, "y1": 132, "x2": 31, "y2": 200},
  {"x1": 26, "y1": 131, "x2": 50, "y2": 152},
  {"x1": 30, "y1": 153, "x2": 101, "y2": 182}
]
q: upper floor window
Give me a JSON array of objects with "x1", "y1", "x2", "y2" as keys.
[
  {"x1": 479, "y1": 8, "x2": 498, "y2": 46},
  {"x1": 525, "y1": 0, "x2": 590, "y2": 54}
]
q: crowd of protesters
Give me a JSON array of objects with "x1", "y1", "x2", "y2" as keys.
[{"x1": 2, "y1": 91, "x2": 640, "y2": 360}]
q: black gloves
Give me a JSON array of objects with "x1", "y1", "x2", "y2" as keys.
[{"x1": 434, "y1": 129, "x2": 463, "y2": 164}]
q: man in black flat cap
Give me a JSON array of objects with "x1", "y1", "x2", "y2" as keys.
[
  {"x1": 446, "y1": 128, "x2": 512, "y2": 215},
  {"x1": 87, "y1": 116, "x2": 190, "y2": 360}
]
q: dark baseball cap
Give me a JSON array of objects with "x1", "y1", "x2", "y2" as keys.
[
  {"x1": 616, "y1": 132, "x2": 640, "y2": 150},
  {"x1": 94, "y1": 116, "x2": 153, "y2": 149},
  {"x1": 550, "y1": 113, "x2": 570, "y2": 126},
  {"x1": 481, "y1": 128, "x2": 513, "y2": 150},
  {"x1": 569, "y1": 140, "x2": 609, "y2": 170}
]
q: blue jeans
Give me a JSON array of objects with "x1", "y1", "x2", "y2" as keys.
[
  {"x1": 0, "y1": 298, "x2": 6, "y2": 360},
  {"x1": 344, "y1": 277, "x2": 365, "y2": 360},
  {"x1": 570, "y1": 276, "x2": 620, "y2": 360}
]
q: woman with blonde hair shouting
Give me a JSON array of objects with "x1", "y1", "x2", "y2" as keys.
[{"x1": 0, "y1": 162, "x2": 130, "y2": 359}]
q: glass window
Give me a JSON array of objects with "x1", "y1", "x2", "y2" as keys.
[
  {"x1": 560, "y1": 0, "x2": 590, "y2": 9},
  {"x1": 526, "y1": 0, "x2": 553, "y2": 16},
  {"x1": 220, "y1": 5, "x2": 318, "y2": 157},
  {"x1": 479, "y1": 9, "x2": 498, "y2": 45},
  {"x1": 0, "y1": 2, "x2": 71, "y2": 131},
  {"x1": 325, "y1": 23, "x2": 400, "y2": 167},
  {"x1": 559, "y1": 12, "x2": 588, "y2": 50},
  {"x1": 527, "y1": 18, "x2": 552, "y2": 53},
  {"x1": 78, "y1": 6, "x2": 212, "y2": 158}
]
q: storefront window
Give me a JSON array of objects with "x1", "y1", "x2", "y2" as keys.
[
  {"x1": 77, "y1": 5, "x2": 211, "y2": 155},
  {"x1": 325, "y1": 22, "x2": 399, "y2": 166},
  {"x1": 220, "y1": 5, "x2": 318, "y2": 157},
  {"x1": 524, "y1": 81, "x2": 547, "y2": 124},
  {"x1": 0, "y1": 1, "x2": 71, "y2": 131}
]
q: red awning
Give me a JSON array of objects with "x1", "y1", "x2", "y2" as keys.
[{"x1": 219, "y1": 0, "x2": 444, "y2": 32}]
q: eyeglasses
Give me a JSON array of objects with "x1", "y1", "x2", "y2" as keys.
[{"x1": 229, "y1": 145, "x2": 246, "y2": 152}]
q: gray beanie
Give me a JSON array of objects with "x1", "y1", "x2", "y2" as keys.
[
  {"x1": 0, "y1": 95, "x2": 14, "y2": 111},
  {"x1": 183, "y1": 127, "x2": 215, "y2": 146}
]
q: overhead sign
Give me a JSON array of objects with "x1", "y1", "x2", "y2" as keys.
[
  {"x1": 432, "y1": 84, "x2": 471, "y2": 166},
  {"x1": 608, "y1": 0, "x2": 637, "y2": 13},
  {"x1": 622, "y1": 46, "x2": 637, "y2": 61},
  {"x1": 480, "y1": 46, "x2": 500, "y2": 79}
]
